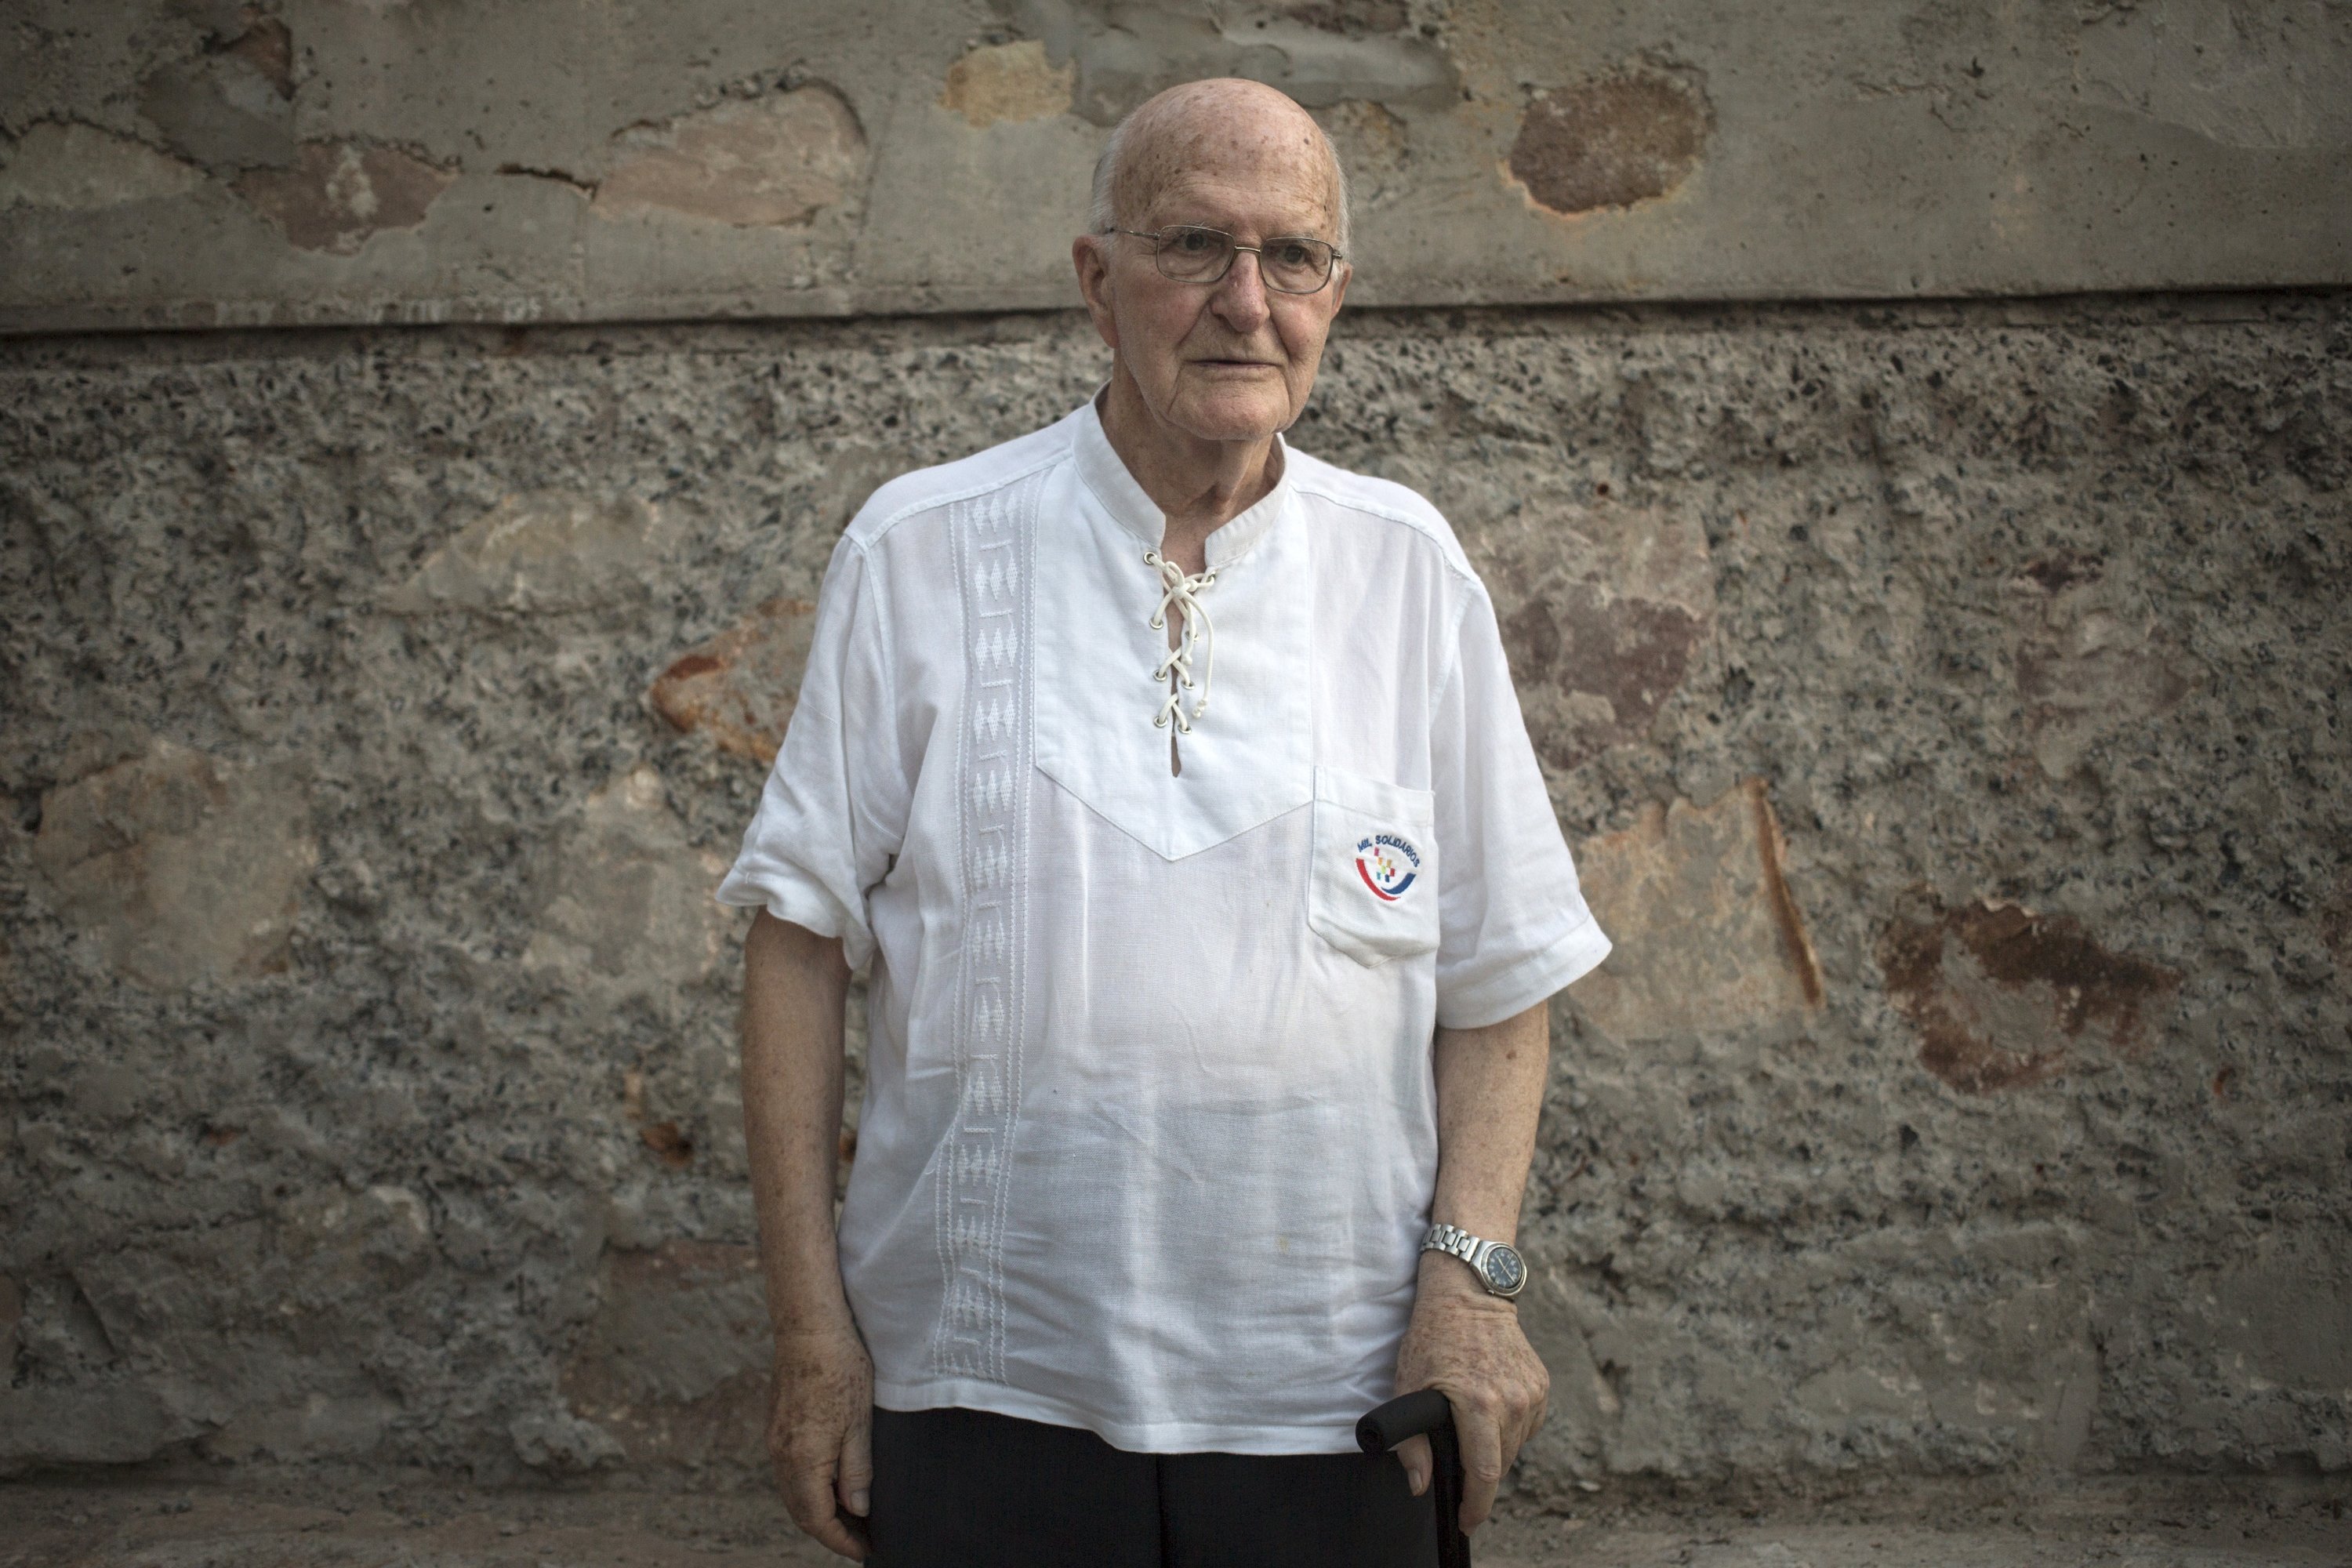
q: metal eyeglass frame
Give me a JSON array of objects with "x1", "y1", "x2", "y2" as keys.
[{"x1": 1104, "y1": 225, "x2": 1347, "y2": 295}]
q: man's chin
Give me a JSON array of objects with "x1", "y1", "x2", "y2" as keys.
[{"x1": 1164, "y1": 386, "x2": 1297, "y2": 445}]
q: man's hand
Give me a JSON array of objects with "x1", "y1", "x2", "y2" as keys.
[
  {"x1": 1399, "y1": 998, "x2": 1555, "y2": 1531},
  {"x1": 1390, "y1": 1256, "x2": 1550, "y2": 1533},
  {"x1": 767, "y1": 1322, "x2": 876, "y2": 1560},
  {"x1": 742, "y1": 914, "x2": 869, "y2": 1559}
]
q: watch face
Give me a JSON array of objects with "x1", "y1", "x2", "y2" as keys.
[{"x1": 1481, "y1": 1244, "x2": 1526, "y2": 1294}]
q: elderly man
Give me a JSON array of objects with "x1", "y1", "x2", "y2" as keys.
[{"x1": 718, "y1": 78, "x2": 1611, "y2": 1566}]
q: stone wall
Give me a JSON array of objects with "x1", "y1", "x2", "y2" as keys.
[
  {"x1": 7, "y1": 0, "x2": 2351, "y2": 332},
  {"x1": 3, "y1": 293, "x2": 2346, "y2": 1490}
]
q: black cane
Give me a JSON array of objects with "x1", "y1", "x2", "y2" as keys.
[{"x1": 1357, "y1": 1388, "x2": 1471, "y2": 1568}]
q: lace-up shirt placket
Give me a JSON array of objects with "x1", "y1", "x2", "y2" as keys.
[{"x1": 717, "y1": 395, "x2": 1612, "y2": 1455}]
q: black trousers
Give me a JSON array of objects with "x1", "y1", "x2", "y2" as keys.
[{"x1": 867, "y1": 1406, "x2": 1441, "y2": 1568}]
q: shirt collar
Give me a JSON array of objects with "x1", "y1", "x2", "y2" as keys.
[{"x1": 1071, "y1": 391, "x2": 1293, "y2": 570}]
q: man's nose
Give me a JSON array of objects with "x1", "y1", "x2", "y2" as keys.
[{"x1": 1210, "y1": 249, "x2": 1272, "y2": 332}]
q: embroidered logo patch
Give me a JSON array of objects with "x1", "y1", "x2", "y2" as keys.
[{"x1": 1355, "y1": 833, "x2": 1421, "y2": 901}]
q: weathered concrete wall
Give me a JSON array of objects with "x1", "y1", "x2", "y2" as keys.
[
  {"x1": 2, "y1": 294, "x2": 2346, "y2": 1492},
  {"x1": 5, "y1": 0, "x2": 2350, "y2": 332}
]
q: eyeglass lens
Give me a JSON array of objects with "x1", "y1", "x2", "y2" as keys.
[{"x1": 1154, "y1": 227, "x2": 1335, "y2": 292}]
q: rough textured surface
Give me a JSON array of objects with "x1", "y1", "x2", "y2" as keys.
[
  {"x1": 27, "y1": 735, "x2": 318, "y2": 993},
  {"x1": 233, "y1": 143, "x2": 458, "y2": 257},
  {"x1": 1, "y1": 294, "x2": 2347, "y2": 1499},
  {"x1": 1570, "y1": 779, "x2": 1823, "y2": 1043},
  {"x1": 5, "y1": 0, "x2": 2350, "y2": 329},
  {"x1": 647, "y1": 597, "x2": 820, "y2": 766},
  {"x1": 590, "y1": 88, "x2": 866, "y2": 230},
  {"x1": 2, "y1": 1473, "x2": 2349, "y2": 1566},
  {"x1": 1506, "y1": 71, "x2": 1711, "y2": 216},
  {"x1": 940, "y1": 39, "x2": 1078, "y2": 129}
]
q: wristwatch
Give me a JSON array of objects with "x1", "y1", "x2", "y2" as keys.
[{"x1": 1420, "y1": 1222, "x2": 1527, "y2": 1299}]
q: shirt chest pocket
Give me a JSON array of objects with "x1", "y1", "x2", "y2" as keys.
[{"x1": 1307, "y1": 766, "x2": 1440, "y2": 967}]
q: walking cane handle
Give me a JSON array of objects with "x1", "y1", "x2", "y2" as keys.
[
  {"x1": 1356, "y1": 1388, "x2": 1453, "y2": 1454},
  {"x1": 1357, "y1": 1389, "x2": 1473, "y2": 1568}
]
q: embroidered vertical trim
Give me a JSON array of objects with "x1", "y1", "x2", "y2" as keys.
[{"x1": 931, "y1": 473, "x2": 1037, "y2": 1383}]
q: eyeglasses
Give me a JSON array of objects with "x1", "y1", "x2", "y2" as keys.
[{"x1": 1107, "y1": 225, "x2": 1345, "y2": 295}]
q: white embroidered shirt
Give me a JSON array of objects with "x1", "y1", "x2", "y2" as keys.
[{"x1": 716, "y1": 397, "x2": 1611, "y2": 1454}]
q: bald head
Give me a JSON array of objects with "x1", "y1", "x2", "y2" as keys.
[
  {"x1": 1072, "y1": 76, "x2": 1354, "y2": 463},
  {"x1": 1087, "y1": 78, "x2": 1351, "y2": 252}
]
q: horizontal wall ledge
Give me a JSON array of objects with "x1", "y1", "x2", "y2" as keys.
[{"x1": 4, "y1": 0, "x2": 2348, "y2": 338}]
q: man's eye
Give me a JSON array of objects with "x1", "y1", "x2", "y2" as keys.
[
  {"x1": 1273, "y1": 241, "x2": 1314, "y2": 268},
  {"x1": 1173, "y1": 229, "x2": 1218, "y2": 253}
]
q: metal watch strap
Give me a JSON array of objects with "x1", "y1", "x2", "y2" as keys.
[
  {"x1": 1421, "y1": 1221, "x2": 1521, "y2": 1297},
  {"x1": 1424, "y1": 1222, "x2": 1484, "y2": 1268}
]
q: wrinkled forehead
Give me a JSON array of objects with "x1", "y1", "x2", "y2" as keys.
[{"x1": 1120, "y1": 119, "x2": 1341, "y2": 238}]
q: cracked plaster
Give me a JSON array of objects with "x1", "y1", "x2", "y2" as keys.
[{"x1": 1, "y1": 0, "x2": 2344, "y2": 331}]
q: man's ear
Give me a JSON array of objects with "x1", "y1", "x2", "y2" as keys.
[
  {"x1": 1073, "y1": 234, "x2": 1120, "y2": 352},
  {"x1": 1329, "y1": 260, "x2": 1351, "y2": 315}
]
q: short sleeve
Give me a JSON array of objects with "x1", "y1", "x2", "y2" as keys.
[
  {"x1": 1429, "y1": 581, "x2": 1612, "y2": 1029},
  {"x1": 713, "y1": 535, "x2": 909, "y2": 970}
]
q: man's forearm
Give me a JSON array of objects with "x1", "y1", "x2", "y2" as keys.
[
  {"x1": 741, "y1": 909, "x2": 857, "y2": 1337},
  {"x1": 1424, "y1": 1000, "x2": 1552, "y2": 1291},
  {"x1": 1392, "y1": 996, "x2": 1557, "y2": 1523}
]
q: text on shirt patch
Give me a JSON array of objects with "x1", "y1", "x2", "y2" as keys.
[{"x1": 1355, "y1": 833, "x2": 1421, "y2": 901}]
